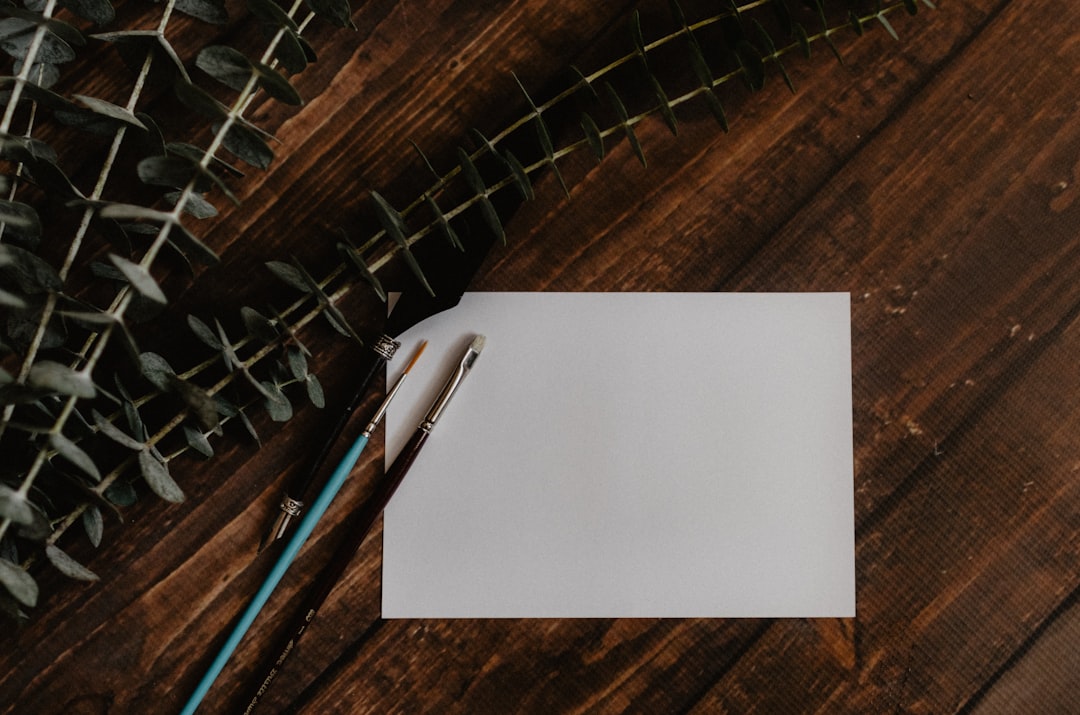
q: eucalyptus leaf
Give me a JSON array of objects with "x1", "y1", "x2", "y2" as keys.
[
  {"x1": 286, "y1": 346, "x2": 307, "y2": 380},
  {"x1": 103, "y1": 480, "x2": 136, "y2": 508},
  {"x1": 167, "y1": 221, "x2": 220, "y2": 265},
  {"x1": 305, "y1": 374, "x2": 325, "y2": 408},
  {"x1": 82, "y1": 505, "x2": 103, "y2": 547},
  {"x1": 0, "y1": 77, "x2": 73, "y2": 111},
  {"x1": 213, "y1": 393, "x2": 238, "y2": 419},
  {"x1": 752, "y1": 19, "x2": 795, "y2": 93},
  {"x1": 92, "y1": 409, "x2": 144, "y2": 450},
  {"x1": 0, "y1": 21, "x2": 76, "y2": 64},
  {"x1": 137, "y1": 155, "x2": 198, "y2": 190},
  {"x1": 175, "y1": 0, "x2": 228, "y2": 24},
  {"x1": 647, "y1": 72, "x2": 678, "y2": 136},
  {"x1": 173, "y1": 79, "x2": 229, "y2": 120},
  {"x1": 455, "y1": 149, "x2": 505, "y2": 244},
  {"x1": 0, "y1": 243, "x2": 62, "y2": 293},
  {"x1": 28, "y1": 361, "x2": 96, "y2": 399},
  {"x1": 183, "y1": 424, "x2": 214, "y2": 458},
  {"x1": 605, "y1": 83, "x2": 646, "y2": 167},
  {"x1": 370, "y1": 191, "x2": 435, "y2": 295},
  {"x1": 0, "y1": 199, "x2": 41, "y2": 248},
  {"x1": 108, "y1": 253, "x2": 167, "y2": 304},
  {"x1": 168, "y1": 376, "x2": 220, "y2": 432},
  {"x1": 248, "y1": 0, "x2": 299, "y2": 31},
  {"x1": 73, "y1": 94, "x2": 148, "y2": 130},
  {"x1": 0, "y1": 557, "x2": 37, "y2": 607},
  {"x1": 238, "y1": 409, "x2": 261, "y2": 445},
  {"x1": 265, "y1": 260, "x2": 310, "y2": 293},
  {"x1": 304, "y1": 0, "x2": 354, "y2": 29},
  {"x1": 734, "y1": 40, "x2": 766, "y2": 91},
  {"x1": 196, "y1": 45, "x2": 254, "y2": 93},
  {"x1": 875, "y1": 12, "x2": 900, "y2": 41},
  {"x1": 421, "y1": 194, "x2": 464, "y2": 251},
  {"x1": 261, "y1": 381, "x2": 292, "y2": 422},
  {"x1": 165, "y1": 191, "x2": 217, "y2": 220},
  {"x1": 504, "y1": 150, "x2": 535, "y2": 201},
  {"x1": 338, "y1": 240, "x2": 388, "y2": 301},
  {"x1": 44, "y1": 544, "x2": 99, "y2": 581},
  {"x1": 49, "y1": 432, "x2": 101, "y2": 482},
  {"x1": 0, "y1": 287, "x2": 25, "y2": 309},
  {"x1": 187, "y1": 314, "x2": 223, "y2": 350},
  {"x1": 220, "y1": 122, "x2": 274, "y2": 170},
  {"x1": 580, "y1": 113, "x2": 605, "y2": 161},
  {"x1": 269, "y1": 27, "x2": 308, "y2": 74},
  {"x1": 138, "y1": 450, "x2": 184, "y2": 503},
  {"x1": 0, "y1": 6, "x2": 85, "y2": 46},
  {"x1": 59, "y1": 0, "x2": 114, "y2": 25},
  {"x1": 139, "y1": 351, "x2": 176, "y2": 391},
  {"x1": 253, "y1": 61, "x2": 302, "y2": 105},
  {"x1": 0, "y1": 484, "x2": 34, "y2": 526}
]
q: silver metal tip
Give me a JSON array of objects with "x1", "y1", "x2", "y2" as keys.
[{"x1": 470, "y1": 334, "x2": 486, "y2": 354}]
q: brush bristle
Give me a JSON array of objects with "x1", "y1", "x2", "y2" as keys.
[
  {"x1": 470, "y1": 334, "x2": 486, "y2": 354},
  {"x1": 403, "y1": 340, "x2": 428, "y2": 373}
]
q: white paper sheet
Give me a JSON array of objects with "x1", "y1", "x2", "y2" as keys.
[{"x1": 382, "y1": 292, "x2": 854, "y2": 618}]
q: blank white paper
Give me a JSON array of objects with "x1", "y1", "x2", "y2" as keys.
[{"x1": 382, "y1": 292, "x2": 854, "y2": 618}]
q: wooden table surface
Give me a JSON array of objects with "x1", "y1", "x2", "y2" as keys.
[{"x1": 2, "y1": 0, "x2": 1078, "y2": 713}]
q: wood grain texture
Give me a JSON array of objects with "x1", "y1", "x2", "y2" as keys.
[{"x1": 2, "y1": 0, "x2": 1078, "y2": 713}]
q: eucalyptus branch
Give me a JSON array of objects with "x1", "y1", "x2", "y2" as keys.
[
  {"x1": 1, "y1": 0, "x2": 934, "y2": 616},
  {"x1": 0, "y1": 0, "x2": 313, "y2": 548}
]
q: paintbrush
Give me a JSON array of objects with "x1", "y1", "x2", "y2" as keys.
[
  {"x1": 178, "y1": 342, "x2": 427, "y2": 715},
  {"x1": 241, "y1": 335, "x2": 486, "y2": 713}
]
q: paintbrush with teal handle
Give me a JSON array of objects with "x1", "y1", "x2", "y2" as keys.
[{"x1": 178, "y1": 341, "x2": 427, "y2": 715}]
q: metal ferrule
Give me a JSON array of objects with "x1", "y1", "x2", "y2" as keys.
[
  {"x1": 269, "y1": 496, "x2": 304, "y2": 542},
  {"x1": 371, "y1": 334, "x2": 400, "y2": 361},
  {"x1": 421, "y1": 342, "x2": 481, "y2": 432},
  {"x1": 361, "y1": 368, "x2": 411, "y2": 438}
]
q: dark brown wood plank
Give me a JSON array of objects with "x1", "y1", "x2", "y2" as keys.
[
  {"x1": 2, "y1": 0, "x2": 1076, "y2": 713},
  {"x1": 967, "y1": 593, "x2": 1080, "y2": 715}
]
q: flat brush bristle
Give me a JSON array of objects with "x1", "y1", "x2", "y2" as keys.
[
  {"x1": 470, "y1": 334, "x2": 486, "y2": 354},
  {"x1": 404, "y1": 340, "x2": 428, "y2": 373}
]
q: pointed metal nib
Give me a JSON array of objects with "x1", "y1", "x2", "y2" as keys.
[{"x1": 257, "y1": 496, "x2": 304, "y2": 554}]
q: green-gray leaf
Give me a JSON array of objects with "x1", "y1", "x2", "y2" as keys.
[
  {"x1": 28, "y1": 361, "x2": 96, "y2": 399},
  {"x1": 108, "y1": 253, "x2": 167, "y2": 304},
  {"x1": 240, "y1": 306, "x2": 278, "y2": 343},
  {"x1": 45, "y1": 544, "x2": 99, "y2": 581},
  {"x1": 167, "y1": 375, "x2": 221, "y2": 432},
  {"x1": 82, "y1": 505, "x2": 103, "y2": 547},
  {"x1": 304, "y1": 0, "x2": 354, "y2": 28},
  {"x1": 175, "y1": 0, "x2": 228, "y2": 24},
  {"x1": 196, "y1": 45, "x2": 254, "y2": 93},
  {"x1": 138, "y1": 450, "x2": 184, "y2": 503},
  {"x1": 305, "y1": 373, "x2": 324, "y2": 408},
  {"x1": 92, "y1": 409, "x2": 145, "y2": 450},
  {"x1": 0, "y1": 484, "x2": 34, "y2": 526},
  {"x1": 0, "y1": 557, "x2": 37, "y2": 607},
  {"x1": 50, "y1": 432, "x2": 101, "y2": 481},
  {"x1": 183, "y1": 424, "x2": 214, "y2": 458},
  {"x1": 261, "y1": 381, "x2": 292, "y2": 422},
  {"x1": 220, "y1": 122, "x2": 274, "y2": 169},
  {"x1": 0, "y1": 200, "x2": 42, "y2": 245},
  {"x1": 265, "y1": 260, "x2": 310, "y2": 293},
  {"x1": 247, "y1": 0, "x2": 299, "y2": 31},
  {"x1": 0, "y1": 243, "x2": 62, "y2": 294},
  {"x1": 253, "y1": 61, "x2": 302, "y2": 105},
  {"x1": 73, "y1": 94, "x2": 148, "y2": 130},
  {"x1": 187, "y1": 314, "x2": 223, "y2": 350},
  {"x1": 370, "y1": 191, "x2": 435, "y2": 296},
  {"x1": 139, "y1": 351, "x2": 176, "y2": 391},
  {"x1": 286, "y1": 346, "x2": 307, "y2": 380},
  {"x1": 59, "y1": 0, "x2": 115, "y2": 25}
]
